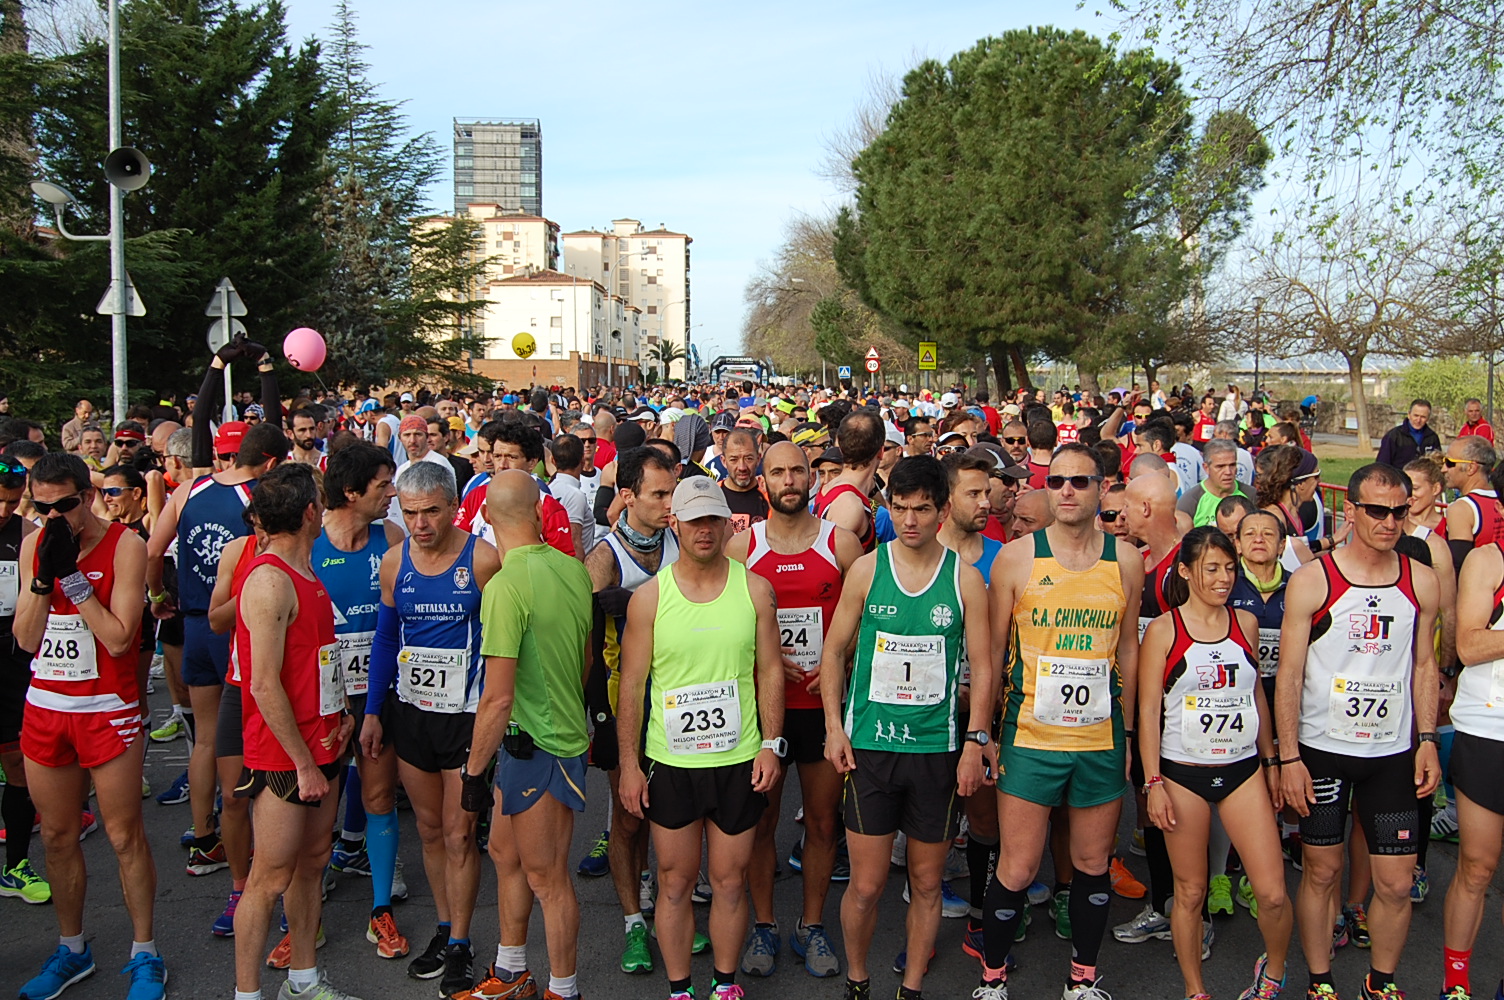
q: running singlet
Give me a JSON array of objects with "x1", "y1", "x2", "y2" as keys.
[
  {"x1": 394, "y1": 535, "x2": 484, "y2": 714},
  {"x1": 1138, "y1": 545, "x2": 1180, "y2": 637},
  {"x1": 225, "y1": 538, "x2": 261, "y2": 685},
  {"x1": 177, "y1": 475, "x2": 254, "y2": 613},
  {"x1": 746, "y1": 520, "x2": 842, "y2": 711},
  {"x1": 957, "y1": 536, "x2": 1004, "y2": 686},
  {"x1": 815, "y1": 483, "x2": 876, "y2": 553},
  {"x1": 600, "y1": 531, "x2": 681, "y2": 694},
  {"x1": 0, "y1": 513, "x2": 20, "y2": 638},
  {"x1": 1158, "y1": 608, "x2": 1259, "y2": 764},
  {"x1": 1298, "y1": 554, "x2": 1419, "y2": 754},
  {"x1": 27, "y1": 522, "x2": 140, "y2": 713},
  {"x1": 845, "y1": 543, "x2": 967, "y2": 754},
  {"x1": 1448, "y1": 542, "x2": 1504, "y2": 738},
  {"x1": 237, "y1": 553, "x2": 342, "y2": 770},
  {"x1": 1004, "y1": 530, "x2": 1126, "y2": 753},
  {"x1": 313, "y1": 525, "x2": 389, "y2": 697},
  {"x1": 1454, "y1": 489, "x2": 1502, "y2": 547},
  {"x1": 643, "y1": 561, "x2": 760, "y2": 768},
  {"x1": 1229, "y1": 568, "x2": 1288, "y2": 679}
]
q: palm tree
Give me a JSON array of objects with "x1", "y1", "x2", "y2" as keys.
[{"x1": 648, "y1": 339, "x2": 687, "y2": 381}]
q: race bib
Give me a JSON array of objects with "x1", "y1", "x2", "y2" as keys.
[
  {"x1": 397, "y1": 646, "x2": 468, "y2": 714},
  {"x1": 317, "y1": 643, "x2": 345, "y2": 717},
  {"x1": 1032, "y1": 656, "x2": 1111, "y2": 727},
  {"x1": 0, "y1": 560, "x2": 17, "y2": 618},
  {"x1": 1326, "y1": 675, "x2": 1401, "y2": 744},
  {"x1": 1137, "y1": 616, "x2": 1153, "y2": 641},
  {"x1": 868, "y1": 632, "x2": 947, "y2": 706},
  {"x1": 1488, "y1": 661, "x2": 1504, "y2": 708},
  {"x1": 778, "y1": 607, "x2": 823, "y2": 673},
  {"x1": 33, "y1": 614, "x2": 98, "y2": 682},
  {"x1": 1256, "y1": 628, "x2": 1281, "y2": 679},
  {"x1": 1181, "y1": 691, "x2": 1256, "y2": 759},
  {"x1": 338, "y1": 631, "x2": 374, "y2": 696},
  {"x1": 663, "y1": 680, "x2": 741, "y2": 755}
]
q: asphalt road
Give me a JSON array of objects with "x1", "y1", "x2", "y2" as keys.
[{"x1": 1, "y1": 714, "x2": 1495, "y2": 1000}]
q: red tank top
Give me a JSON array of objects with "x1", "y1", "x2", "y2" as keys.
[
  {"x1": 746, "y1": 520, "x2": 844, "y2": 711},
  {"x1": 27, "y1": 522, "x2": 140, "y2": 712},
  {"x1": 1460, "y1": 490, "x2": 1502, "y2": 547},
  {"x1": 224, "y1": 537, "x2": 262, "y2": 687},
  {"x1": 814, "y1": 483, "x2": 875, "y2": 553},
  {"x1": 237, "y1": 553, "x2": 342, "y2": 770}
]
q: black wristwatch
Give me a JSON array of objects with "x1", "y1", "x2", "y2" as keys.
[
  {"x1": 964, "y1": 730, "x2": 990, "y2": 748},
  {"x1": 1418, "y1": 732, "x2": 1440, "y2": 744},
  {"x1": 1440, "y1": 662, "x2": 1461, "y2": 680}
]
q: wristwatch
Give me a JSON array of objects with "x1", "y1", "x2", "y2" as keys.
[
  {"x1": 1418, "y1": 732, "x2": 1440, "y2": 744},
  {"x1": 964, "y1": 730, "x2": 991, "y2": 748},
  {"x1": 761, "y1": 738, "x2": 788, "y2": 758}
]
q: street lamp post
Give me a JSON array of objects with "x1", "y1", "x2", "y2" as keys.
[{"x1": 1253, "y1": 296, "x2": 1266, "y2": 402}]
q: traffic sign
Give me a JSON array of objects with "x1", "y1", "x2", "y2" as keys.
[
  {"x1": 865, "y1": 347, "x2": 880, "y2": 361},
  {"x1": 837, "y1": 365, "x2": 853, "y2": 380},
  {"x1": 204, "y1": 277, "x2": 247, "y2": 317},
  {"x1": 207, "y1": 318, "x2": 247, "y2": 351},
  {"x1": 96, "y1": 273, "x2": 145, "y2": 317},
  {"x1": 864, "y1": 357, "x2": 880, "y2": 374},
  {"x1": 918, "y1": 342, "x2": 937, "y2": 370}
]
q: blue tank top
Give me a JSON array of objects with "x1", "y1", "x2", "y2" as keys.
[
  {"x1": 394, "y1": 534, "x2": 484, "y2": 713},
  {"x1": 177, "y1": 475, "x2": 254, "y2": 613},
  {"x1": 973, "y1": 536, "x2": 1004, "y2": 586},
  {"x1": 1228, "y1": 567, "x2": 1288, "y2": 680},
  {"x1": 313, "y1": 523, "x2": 389, "y2": 698}
]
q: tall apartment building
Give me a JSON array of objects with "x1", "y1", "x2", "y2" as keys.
[
  {"x1": 453, "y1": 119, "x2": 542, "y2": 217},
  {"x1": 561, "y1": 218, "x2": 692, "y2": 379}
]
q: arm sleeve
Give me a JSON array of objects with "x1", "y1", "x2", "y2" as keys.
[
  {"x1": 1449, "y1": 539, "x2": 1472, "y2": 581},
  {"x1": 192, "y1": 365, "x2": 220, "y2": 468},
  {"x1": 593, "y1": 484, "x2": 617, "y2": 528},
  {"x1": 260, "y1": 368, "x2": 281, "y2": 429},
  {"x1": 365, "y1": 601, "x2": 402, "y2": 717}
]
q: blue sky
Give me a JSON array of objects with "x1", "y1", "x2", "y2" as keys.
[{"x1": 280, "y1": 0, "x2": 1113, "y2": 365}]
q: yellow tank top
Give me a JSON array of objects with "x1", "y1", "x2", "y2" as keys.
[{"x1": 1003, "y1": 530, "x2": 1127, "y2": 752}]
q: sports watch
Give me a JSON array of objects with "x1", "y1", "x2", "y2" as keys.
[
  {"x1": 761, "y1": 738, "x2": 788, "y2": 758},
  {"x1": 964, "y1": 730, "x2": 991, "y2": 748}
]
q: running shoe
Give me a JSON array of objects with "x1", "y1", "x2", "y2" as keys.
[
  {"x1": 121, "y1": 951, "x2": 166, "y2": 1000},
  {"x1": 792, "y1": 921, "x2": 840, "y2": 978},
  {"x1": 1237, "y1": 952, "x2": 1286, "y2": 1000},
  {"x1": 149, "y1": 715, "x2": 186, "y2": 743},
  {"x1": 19, "y1": 944, "x2": 94, "y2": 1000},
  {"x1": 0, "y1": 858, "x2": 51, "y2": 904},
  {"x1": 1201, "y1": 920, "x2": 1215, "y2": 960},
  {"x1": 186, "y1": 840, "x2": 229, "y2": 876},
  {"x1": 1209, "y1": 873, "x2": 1235, "y2": 915},
  {"x1": 649, "y1": 922, "x2": 709, "y2": 953},
  {"x1": 1432, "y1": 802, "x2": 1461, "y2": 843},
  {"x1": 1359, "y1": 976, "x2": 1405, "y2": 999},
  {"x1": 832, "y1": 838, "x2": 851, "y2": 881},
  {"x1": 892, "y1": 947, "x2": 934, "y2": 975},
  {"x1": 1062, "y1": 979, "x2": 1113, "y2": 1000},
  {"x1": 1438, "y1": 988, "x2": 1470, "y2": 1000},
  {"x1": 329, "y1": 842, "x2": 371, "y2": 875},
  {"x1": 149, "y1": 654, "x2": 165, "y2": 678},
  {"x1": 455, "y1": 968, "x2": 538, "y2": 999},
  {"x1": 1305, "y1": 985, "x2": 1341, "y2": 1000},
  {"x1": 1110, "y1": 857, "x2": 1146, "y2": 899},
  {"x1": 180, "y1": 825, "x2": 198, "y2": 848},
  {"x1": 845, "y1": 978, "x2": 871, "y2": 1000},
  {"x1": 576, "y1": 829, "x2": 610, "y2": 877},
  {"x1": 408, "y1": 926, "x2": 449, "y2": 979},
  {"x1": 1027, "y1": 880, "x2": 1051, "y2": 906},
  {"x1": 141, "y1": 777, "x2": 150, "y2": 799},
  {"x1": 1015, "y1": 903, "x2": 1033, "y2": 942},
  {"x1": 973, "y1": 983, "x2": 1010, "y2": 1000},
  {"x1": 367, "y1": 910, "x2": 409, "y2": 959},
  {"x1": 322, "y1": 865, "x2": 335, "y2": 899},
  {"x1": 621, "y1": 921, "x2": 653, "y2": 974},
  {"x1": 1130, "y1": 829, "x2": 1147, "y2": 856},
  {"x1": 276, "y1": 978, "x2": 363, "y2": 1000},
  {"x1": 1412, "y1": 866, "x2": 1430, "y2": 903},
  {"x1": 693, "y1": 869, "x2": 713, "y2": 903},
  {"x1": 740, "y1": 923, "x2": 779, "y2": 976},
  {"x1": 1344, "y1": 903, "x2": 1370, "y2": 948},
  {"x1": 946, "y1": 845, "x2": 970, "y2": 880},
  {"x1": 961, "y1": 921, "x2": 985, "y2": 961},
  {"x1": 78, "y1": 811, "x2": 97, "y2": 841},
  {"x1": 439, "y1": 941, "x2": 475, "y2": 998},
  {"x1": 266, "y1": 925, "x2": 325, "y2": 969},
  {"x1": 1051, "y1": 888, "x2": 1072, "y2": 939},
  {"x1": 211, "y1": 890, "x2": 241, "y2": 937},
  {"x1": 392, "y1": 859, "x2": 409, "y2": 901},
  {"x1": 1238, "y1": 876, "x2": 1259, "y2": 918},
  {"x1": 639, "y1": 870, "x2": 656, "y2": 917},
  {"x1": 712, "y1": 985, "x2": 745, "y2": 999},
  {"x1": 891, "y1": 830, "x2": 908, "y2": 868},
  {"x1": 901, "y1": 878, "x2": 971, "y2": 918},
  {"x1": 788, "y1": 836, "x2": 803, "y2": 872},
  {"x1": 1332, "y1": 910, "x2": 1349, "y2": 950},
  {"x1": 1113, "y1": 904, "x2": 1171, "y2": 943},
  {"x1": 1282, "y1": 834, "x2": 1304, "y2": 871}
]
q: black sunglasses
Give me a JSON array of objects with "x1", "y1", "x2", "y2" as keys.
[
  {"x1": 1353, "y1": 501, "x2": 1410, "y2": 523},
  {"x1": 32, "y1": 493, "x2": 85, "y2": 516},
  {"x1": 100, "y1": 487, "x2": 139, "y2": 498},
  {"x1": 1099, "y1": 508, "x2": 1122, "y2": 522},
  {"x1": 1045, "y1": 474, "x2": 1103, "y2": 491},
  {"x1": 1003, "y1": 436, "x2": 1027, "y2": 445}
]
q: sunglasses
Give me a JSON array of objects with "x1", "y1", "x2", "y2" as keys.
[
  {"x1": 0, "y1": 459, "x2": 26, "y2": 477},
  {"x1": 114, "y1": 438, "x2": 141, "y2": 447},
  {"x1": 1003, "y1": 436, "x2": 1027, "y2": 445},
  {"x1": 31, "y1": 493, "x2": 85, "y2": 516},
  {"x1": 100, "y1": 487, "x2": 139, "y2": 498},
  {"x1": 1352, "y1": 501, "x2": 1410, "y2": 522},
  {"x1": 937, "y1": 446, "x2": 965, "y2": 456},
  {"x1": 1099, "y1": 508, "x2": 1122, "y2": 523},
  {"x1": 1443, "y1": 458, "x2": 1477, "y2": 468},
  {"x1": 1045, "y1": 474, "x2": 1103, "y2": 491}
]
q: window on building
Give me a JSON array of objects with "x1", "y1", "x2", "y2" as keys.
[
  {"x1": 551, "y1": 290, "x2": 564, "y2": 301},
  {"x1": 456, "y1": 184, "x2": 474, "y2": 197},
  {"x1": 550, "y1": 343, "x2": 563, "y2": 356},
  {"x1": 530, "y1": 318, "x2": 537, "y2": 327},
  {"x1": 503, "y1": 265, "x2": 514, "y2": 274},
  {"x1": 647, "y1": 306, "x2": 657, "y2": 315},
  {"x1": 550, "y1": 316, "x2": 563, "y2": 327},
  {"x1": 513, "y1": 241, "x2": 520, "y2": 249},
  {"x1": 657, "y1": 269, "x2": 664, "y2": 276},
  {"x1": 501, "y1": 231, "x2": 513, "y2": 240},
  {"x1": 647, "y1": 276, "x2": 657, "y2": 285}
]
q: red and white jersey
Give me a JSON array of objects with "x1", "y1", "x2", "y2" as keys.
[
  {"x1": 1056, "y1": 421, "x2": 1079, "y2": 445},
  {"x1": 27, "y1": 522, "x2": 141, "y2": 714},
  {"x1": 1451, "y1": 489, "x2": 1502, "y2": 548},
  {"x1": 225, "y1": 537, "x2": 262, "y2": 687},
  {"x1": 814, "y1": 483, "x2": 875, "y2": 553},
  {"x1": 747, "y1": 520, "x2": 843, "y2": 711},
  {"x1": 1158, "y1": 608, "x2": 1259, "y2": 764},
  {"x1": 1298, "y1": 554, "x2": 1419, "y2": 755},
  {"x1": 1451, "y1": 542, "x2": 1504, "y2": 738}
]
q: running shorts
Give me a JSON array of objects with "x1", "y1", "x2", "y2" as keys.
[
  {"x1": 998, "y1": 743, "x2": 1126, "y2": 809},
  {"x1": 783, "y1": 708, "x2": 827, "y2": 766},
  {"x1": 842, "y1": 748, "x2": 961, "y2": 844},
  {"x1": 644, "y1": 758, "x2": 766, "y2": 835},
  {"x1": 390, "y1": 699, "x2": 473, "y2": 773},
  {"x1": 496, "y1": 746, "x2": 587, "y2": 815},
  {"x1": 22, "y1": 702, "x2": 141, "y2": 769},
  {"x1": 1449, "y1": 731, "x2": 1504, "y2": 816},
  {"x1": 1160, "y1": 756, "x2": 1261, "y2": 805},
  {"x1": 1297, "y1": 743, "x2": 1418, "y2": 855},
  {"x1": 234, "y1": 760, "x2": 342, "y2": 806},
  {"x1": 215, "y1": 683, "x2": 244, "y2": 758},
  {"x1": 0, "y1": 639, "x2": 31, "y2": 754},
  {"x1": 181, "y1": 614, "x2": 230, "y2": 687}
]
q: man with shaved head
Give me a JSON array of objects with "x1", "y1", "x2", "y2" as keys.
[
  {"x1": 1009, "y1": 489, "x2": 1054, "y2": 539},
  {"x1": 463, "y1": 471, "x2": 593, "y2": 1000}
]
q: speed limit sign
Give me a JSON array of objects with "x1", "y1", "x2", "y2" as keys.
[{"x1": 864, "y1": 358, "x2": 880, "y2": 373}]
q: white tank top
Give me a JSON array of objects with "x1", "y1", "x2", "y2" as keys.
[
  {"x1": 1450, "y1": 542, "x2": 1504, "y2": 738},
  {"x1": 1158, "y1": 609, "x2": 1260, "y2": 764},
  {"x1": 1411, "y1": 524, "x2": 1432, "y2": 541},
  {"x1": 1298, "y1": 555, "x2": 1419, "y2": 755},
  {"x1": 1280, "y1": 537, "x2": 1305, "y2": 573},
  {"x1": 603, "y1": 530, "x2": 680, "y2": 592}
]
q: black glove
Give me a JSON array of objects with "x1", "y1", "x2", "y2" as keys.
[
  {"x1": 244, "y1": 340, "x2": 269, "y2": 364},
  {"x1": 215, "y1": 334, "x2": 247, "y2": 365},
  {"x1": 459, "y1": 768, "x2": 492, "y2": 814},
  {"x1": 589, "y1": 716, "x2": 619, "y2": 772},
  {"x1": 35, "y1": 519, "x2": 79, "y2": 586}
]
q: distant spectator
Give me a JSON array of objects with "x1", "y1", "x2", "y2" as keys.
[
  {"x1": 1376, "y1": 398, "x2": 1442, "y2": 469},
  {"x1": 59, "y1": 398, "x2": 97, "y2": 453},
  {"x1": 1457, "y1": 397, "x2": 1495, "y2": 445}
]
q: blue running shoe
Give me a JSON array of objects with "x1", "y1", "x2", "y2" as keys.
[
  {"x1": 576, "y1": 829, "x2": 610, "y2": 877},
  {"x1": 20, "y1": 944, "x2": 95, "y2": 1000},
  {"x1": 212, "y1": 890, "x2": 242, "y2": 937},
  {"x1": 122, "y1": 952, "x2": 166, "y2": 1000},
  {"x1": 329, "y1": 843, "x2": 371, "y2": 876},
  {"x1": 1027, "y1": 880, "x2": 1051, "y2": 906},
  {"x1": 154, "y1": 771, "x2": 189, "y2": 806}
]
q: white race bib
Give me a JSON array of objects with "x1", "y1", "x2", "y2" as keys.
[
  {"x1": 1489, "y1": 661, "x2": 1504, "y2": 708},
  {"x1": 1326, "y1": 675, "x2": 1401, "y2": 744},
  {"x1": 1032, "y1": 656, "x2": 1111, "y2": 727},
  {"x1": 868, "y1": 632, "x2": 947, "y2": 706},
  {"x1": 664, "y1": 680, "x2": 742, "y2": 755},
  {"x1": 338, "y1": 631, "x2": 374, "y2": 696},
  {"x1": 317, "y1": 643, "x2": 345, "y2": 717},
  {"x1": 1256, "y1": 628, "x2": 1281, "y2": 679},
  {"x1": 1137, "y1": 616, "x2": 1153, "y2": 641},
  {"x1": 0, "y1": 561, "x2": 17, "y2": 618},
  {"x1": 397, "y1": 646, "x2": 468, "y2": 714},
  {"x1": 777, "y1": 607, "x2": 823, "y2": 673},
  {"x1": 1181, "y1": 691, "x2": 1256, "y2": 759},
  {"x1": 33, "y1": 614, "x2": 98, "y2": 682}
]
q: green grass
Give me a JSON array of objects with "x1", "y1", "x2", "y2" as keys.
[{"x1": 1315, "y1": 456, "x2": 1367, "y2": 488}]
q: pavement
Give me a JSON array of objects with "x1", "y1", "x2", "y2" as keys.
[{"x1": 1, "y1": 712, "x2": 1491, "y2": 1000}]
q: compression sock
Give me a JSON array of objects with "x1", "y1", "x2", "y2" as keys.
[
  {"x1": 366, "y1": 808, "x2": 398, "y2": 909},
  {"x1": 340, "y1": 765, "x2": 365, "y2": 841},
  {"x1": 966, "y1": 832, "x2": 998, "y2": 919},
  {"x1": 1068, "y1": 867, "x2": 1113, "y2": 968},
  {"x1": 1144, "y1": 826, "x2": 1173, "y2": 915},
  {"x1": 3, "y1": 783, "x2": 34, "y2": 868},
  {"x1": 982, "y1": 879, "x2": 1028, "y2": 971},
  {"x1": 1367, "y1": 969, "x2": 1398, "y2": 992},
  {"x1": 1444, "y1": 947, "x2": 1471, "y2": 993},
  {"x1": 180, "y1": 709, "x2": 195, "y2": 744}
]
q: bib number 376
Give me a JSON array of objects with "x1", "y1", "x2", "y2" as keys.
[{"x1": 1326, "y1": 676, "x2": 1400, "y2": 744}]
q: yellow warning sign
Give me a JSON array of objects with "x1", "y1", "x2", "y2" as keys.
[{"x1": 917, "y1": 342, "x2": 937, "y2": 370}]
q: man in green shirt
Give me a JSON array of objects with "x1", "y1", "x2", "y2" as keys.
[
  {"x1": 463, "y1": 470, "x2": 593, "y2": 1000},
  {"x1": 1176, "y1": 438, "x2": 1247, "y2": 527}
]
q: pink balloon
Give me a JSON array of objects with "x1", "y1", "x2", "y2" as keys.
[{"x1": 284, "y1": 327, "x2": 326, "y2": 372}]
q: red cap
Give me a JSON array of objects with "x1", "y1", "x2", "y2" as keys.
[{"x1": 214, "y1": 421, "x2": 248, "y2": 455}]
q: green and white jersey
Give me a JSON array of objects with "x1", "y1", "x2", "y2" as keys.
[{"x1": 845, "y1": 543, "x2": 967, "y2": 753}]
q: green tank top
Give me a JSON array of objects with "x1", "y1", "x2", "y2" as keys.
[
  {"x1": 845, "y1": 543, "x2": 967, "y2": 753},
  {"x1": 644, "y1": 560, "x2": 761, "y2": 768}
]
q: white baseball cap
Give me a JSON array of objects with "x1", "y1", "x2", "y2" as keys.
[
  {"x1": 940, "y1": 391, "x2": 959, "y2": 408},
  {"x1": 671, "y1": 476, "x2": 732, "y2": 521}
]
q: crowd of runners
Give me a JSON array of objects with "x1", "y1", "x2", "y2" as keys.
[{"x1": 1, "y1": 339, "x2": 1502, "y2": 1000}]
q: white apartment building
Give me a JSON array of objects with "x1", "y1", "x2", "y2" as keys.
[
  {"x1": 561, "y1": 218, "x2": 692, "y2": 379},
  {"x1": 478, "y1": 269, "x2": 641, "y2": 384},
  {"x1": 457, "y1": 203, "x2": 559, "y2": 273}
]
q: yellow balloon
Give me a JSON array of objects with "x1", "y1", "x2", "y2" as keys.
[{"x1": 512, "y1": 332, "x2": 537, "y2": 359}]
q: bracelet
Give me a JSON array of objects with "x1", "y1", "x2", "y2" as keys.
[
  {"x1": 148, "y1": 590, "x2": 168, "y2": 605},
  {"x1": 1141, "y1": 775, "x2": 1164, "y2": 794},
  {"x1": 1279, "y1": 755, "x2": 1303, "y2": 766},
  {"x1": 1260, "y1": 756, "x2": 1280, "y2": 768}
]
